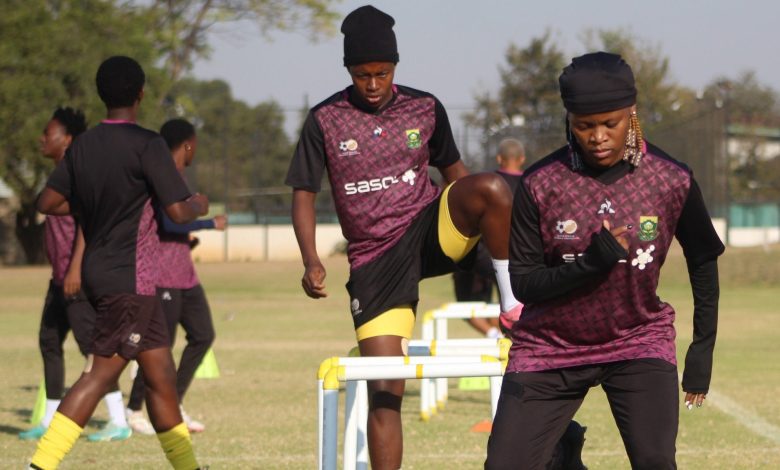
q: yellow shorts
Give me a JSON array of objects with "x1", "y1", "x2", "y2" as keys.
[{"x1": 354, "y1": 183, "x2": 480, "y2": 341}]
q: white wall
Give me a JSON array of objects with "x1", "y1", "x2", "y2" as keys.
[{"x1": 192, "y1": 224, "x2": 345, "y2": 262}]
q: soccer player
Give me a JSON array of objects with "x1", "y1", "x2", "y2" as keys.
[
  {"x1": 19, "y1": 108, "x2": 132, "y2": 443},
  {"x1": 452, "y1": 138, "x2": 527, "y2": 338},
  {"x1": 285, "y1": 6, "x2": 521, "y2": 469},
  {"x1": 485, "y1": 52, "x2": 725, "y2": 469},
  {"x1": 31, "y1": 56, "x2": 207, "y2": 469},
  {"x1": 125, "y1": 119, "x2": 223, "y2": 435}
]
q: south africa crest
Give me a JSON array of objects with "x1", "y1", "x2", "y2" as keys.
[
  {"x1": 405, "y1": 129, "x2": 421, "y2": 149},
  {"x1": 638, "y1": 216, "x2": 659, "y2": 241}
]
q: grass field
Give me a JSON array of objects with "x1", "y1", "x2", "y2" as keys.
[{"x1": 1, "y1": 244, "x2": 779, "y2": 469}]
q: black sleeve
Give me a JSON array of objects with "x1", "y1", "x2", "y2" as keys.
[
  {"x1": 681, "y1": 259, "x2": 720, "y2": 393},
  {"x1": 509, "y1": 180, "x2": 628, "y2": 304},
  {"x1": 427, "y1": 98, "x2": 461, "y2": 168},
  {"x1": 46, "y1": 150, "x2": 73, "y2": 199},
  {"x1": 140, "y1": 136, "x2": 191, "y2": 206},
  {"x1": 285, "y1": 111, "x2": 326, "y2": 192},
  {"x1": 675, "y1": 178, "x2": 726, "y2": 266},
  {"x1": 677, "y1": 177, "x2": 724, "y2": 393}
]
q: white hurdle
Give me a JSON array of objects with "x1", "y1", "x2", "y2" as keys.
[
  {"x1": 318, "y1": 355, "x2": 506, "y2": 470},
  {"x1": 419, "y1": 302, "x2": 502, "y2": 418}
]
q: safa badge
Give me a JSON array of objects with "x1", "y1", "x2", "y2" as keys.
[{"x1": 638, "y1": 216, "x2": 659, "y2": 241}]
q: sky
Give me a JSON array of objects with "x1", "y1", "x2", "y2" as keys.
[{"x1": 190, "y1": 0, "x2": 779, "y2": 139}]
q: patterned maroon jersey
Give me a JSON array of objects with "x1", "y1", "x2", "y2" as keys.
[
  {"x1": 286, "y1": 85, "x2": 460, "y2": 268},
  {"x1": 507, "y1": 149, "x2": 691, "y2": 372},
  {"x1": 135, "y1": 200, "x2": 160, "y2": 296},
  {"x1": 44, "y1": 215, "x2": 76, "y2": 286},
  {"x1": 156, "y1": 237, "x2": 197, "y2": 289}
]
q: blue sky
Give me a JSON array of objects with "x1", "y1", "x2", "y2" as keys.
[{"x1": 190, "y1": 0, "x2": 779, "y2": 137}]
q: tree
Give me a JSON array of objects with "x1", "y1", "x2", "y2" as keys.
[
  {"x1": 168, "y1": 78, "x2": 293, "y2": 215},
  {"x1": 0, "y1": 0, "x2": 168, "y2": 263},
  {"x1": 702, "y1": 72, "x2": 780, "y2": 202},
  {"x1": 464, "y1": 32, "x2": 566, "y2": 166},
  {"x1": 581, "y1": 29, "x2": 689, "y2": 128},
  {"x1": 138, "y1": 0, "x2": 339, "y2": 87}
]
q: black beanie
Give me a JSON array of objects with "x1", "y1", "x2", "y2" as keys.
[
  {"x1": 559, "y1": 52, "x2": 637, "y2": 114},
  {"x1": 342, "y1": 5, "x2": 399, "y2": 66}
]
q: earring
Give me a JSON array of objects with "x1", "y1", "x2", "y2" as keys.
[{"x1": 623, "y1": 111, "x2": 643, "y2": 167}]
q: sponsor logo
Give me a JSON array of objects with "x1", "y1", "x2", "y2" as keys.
[
  {"x1": 405, "y1": 129, "x2": 421, "y2": 149},
  {"x1": 373, "y1": 126, "x2": 387, "y2": 138},
  {"x1": 128, "y1": 333, "x2": 141, "y2": 344},
  {"x1": 631, "y1": 245, "x2": 656, "y2": 270},
  {"x1": 344, "y1": 168, "x2": 417, "y2": 195},
  {"x1": 597, "y1": 198, "x2": 616, "y2": 215},
  {"x1": 161, "y1": 290, "x2": 172, "y2": 301},
  {"x1": 554, "y1": 219, "x2": 579, "y2": 240},
  {"x1": 351, "y1": 298, "x2": 362, "y2": 316},
  {"x1": 338, "y1": 138, "x2": 359, "y2": 156},
  {"x1": 638, "y1": 216, "x2": 659, "y2": 241}
]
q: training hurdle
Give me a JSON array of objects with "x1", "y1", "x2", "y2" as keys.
[
  {"x1": 420, "y1": 302, "x2": 502, "y2": 418},
  {"x1": 346, "y1": 338, "x2": 509, "y2": 424},
  {"x1": 317, "y1": 355, "x2": 506, "y2": 470},
  {"x1": 408, "y1": 337, "x2": 509, "y2": 421}
]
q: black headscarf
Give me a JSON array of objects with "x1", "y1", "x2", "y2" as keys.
[{"x1": 559, "y1": 52, "x2": 636, "y2": 114}]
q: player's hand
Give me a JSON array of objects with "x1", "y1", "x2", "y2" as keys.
[
  {"x1": 213, "y1": 214, "x2": 227, "y2": 231},
  {"x1": 189, "y1": 193, "x2": 209, "y2": 216},
  {"x1": 603, "y1": 220, "x2": 631, "y2": 251},
  {"x1": 302, "y1": 262, "x2": 328, "y2": 299},
  {"x1": 684, "y1": 392, "x2": 707, "y2": 410},
  {"x1": 63, "y1": 269, "x2": 81, "y2": 298}
]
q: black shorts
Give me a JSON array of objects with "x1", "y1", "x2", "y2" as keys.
[
  {"x1": 346, "y1": 195, "x2": 477, "y2": 329},
  {"x1": 90, "y1": 294, "x2": 170, "y2": 360},
  {"x1": 40, "y1": 280, "x2": 96, "y2": 356}
]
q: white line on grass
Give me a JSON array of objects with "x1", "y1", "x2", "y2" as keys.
[{"x1": 681, "y1": 374, "x2": 780, "y2": 444}]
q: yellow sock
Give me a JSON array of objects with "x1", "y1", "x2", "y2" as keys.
[
  {"x1": 158, "y1": 422, "x2": 199, "y2": 470},
  {"x1": 30, "y1": 412, "x2": 83, "y2": 470}
]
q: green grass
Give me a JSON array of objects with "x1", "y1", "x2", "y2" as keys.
[{"x1": 1, "y1": 244, "x2": 779, "y2": 468}]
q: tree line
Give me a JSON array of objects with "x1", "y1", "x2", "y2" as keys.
[{"x1": 2, "y1": 2, "x2": 779, "y2": 263}]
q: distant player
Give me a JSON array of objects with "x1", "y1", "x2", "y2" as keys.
[
  {"x1": 125, "y1": 119, "x2": 223, "y2": 435},
  {"x1": 452, "y1": 138, "x2": 527, "y2": 337},
  {"x1": 31, "y1": 56, "x2": 207, "y2": 469},
  {"x1": 19, "y1": 107, "x2": 131, "y2": 443}
]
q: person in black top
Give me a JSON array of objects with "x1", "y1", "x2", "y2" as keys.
[
  {"x1": 485, "y1": 52, "x2": 724, "y2": 470},
  {"x1": 31, "y1": 56, "x2": 207, "y2": 470}
]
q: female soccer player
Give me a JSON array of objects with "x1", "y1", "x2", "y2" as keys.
[{"x1": 486, "y1": 52, "x2": 724, "y2": 470}]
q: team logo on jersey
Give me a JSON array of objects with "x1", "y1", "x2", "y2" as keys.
[
  {"x1": 638, "y1": 216, "x2": 659, "y2": 241},
  {"x1": 631, "y1": 245, "x2": 655, "y2": 270},
  {"x1": 338, "y1": 138, "x2": 359, "y2": 156},
  {"x1": 554, "y1": 219, "x2": 579, "y2": 240},
  {"x1": 351, "y1": 298, "x2": 362, "y2": 316},
  {"x1": 597, "y1": 198, "x2": 616, "y2": 215},
  {"x1": 373, "y1": 126, "x2": 387, "y2": 138},
  {"x1": 405, "y1": 129, "x2": 421, "y2": 149}
]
